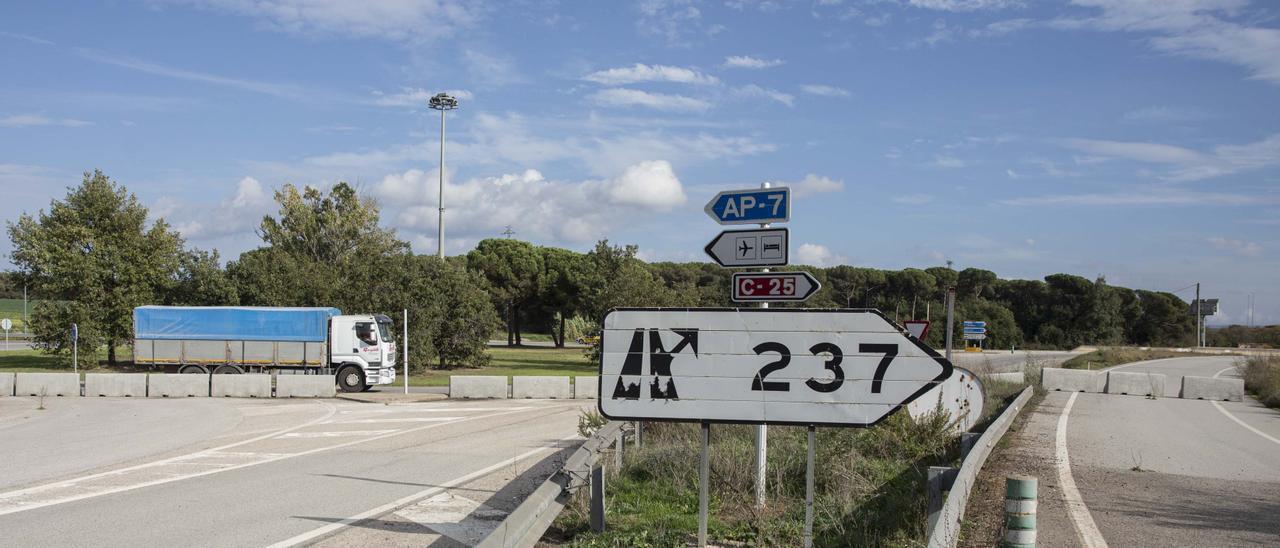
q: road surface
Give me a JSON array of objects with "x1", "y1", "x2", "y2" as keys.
[
  {"x1": 1002, "y1": 356, "x2": 1280, "y2": 547},
  {"x1": 0, "y1": 395, "x2": 589, "y2": 547}
]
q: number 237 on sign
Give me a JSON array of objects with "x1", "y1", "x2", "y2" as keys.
[{"x1": 598, "y1": 308, "x2": 953, "y2": 427}]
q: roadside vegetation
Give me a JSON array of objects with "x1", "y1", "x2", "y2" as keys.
[
  {"x1": 409, "y1": 345, "x2": 593, "y2": 386},
  {"x1": 1241, "y1": 354, "x2": 1280, "y2": 408},
  {"x1": 1061, "y1": 348, "x2": 1214, "y2": 370}
]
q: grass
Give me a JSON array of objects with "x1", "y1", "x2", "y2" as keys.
[
  {"x1": 1241, "y1": 354, "x2": 1280, "y2": 408},
  {"x1": 0, "y1": 298, "x2": 34, "y2": 331},
  {"x1": 1061, "y1": 347, "x2": 1211, "y2": 370},
  {"x1": 408, "y1": 345, "x2": 593, "y2": 386},
  {"x1": 0, "y1": 346, "x2": 137, "y2": 372}
]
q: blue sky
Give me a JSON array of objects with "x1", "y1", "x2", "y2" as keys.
[{"x1": 1, "y1": 0, "x2": 1277, "y2": 326}]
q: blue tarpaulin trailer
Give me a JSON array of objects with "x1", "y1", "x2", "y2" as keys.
[{"x1": 133, "y1": 306, "x2": 343, "y2": 370}]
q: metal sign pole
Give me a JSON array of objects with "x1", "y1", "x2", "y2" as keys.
[
  {"x1": 699, "y1": 421, "x2": 710, "y2": 547},
  {"x1": 403, "y1": 309, "x2": 409, "y2": 395},
  {"x1": 72, "y1": 323, "x2": 78, "y2": 375},
  {"x1": 804, "y1": 425, "x2": 816, "y2": 548},
  {"x1": 755, "y1": 181, "x2": 770, "y2": 510},
  {"x1": 945, "y1": 287, "x2": 955, "y2": 363}
]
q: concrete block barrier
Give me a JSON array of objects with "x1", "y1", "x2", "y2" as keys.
[
  {"x1": 574, "y1": 376, "x2": 599, "y2": 399},
  {"x1": 211, "y1": 374, "x2": 272, "y2": 398},
  {"x1": 1041, "y1": 368, "x2": 1104, "y2": 393},
  {"x1": 148, "y1": 374, "x2": 209, "y2": 397},
  {"x1": 1180, "y1": 376, "x2": 1244, "y2": 401},
  {"x1": 0, "y1": 372, "x2": 13, "y2": 396},
  {"x1": 1106, "y1": 371, "x2": 1166, "y2": 397},
  {"x1": 15, "y1": 373, "x2": 80, "y2": 397},
  {"x1": 275, "y1": 374, "x2": 337, "y2": 398},
  {"x1": 84, "y1": 373, "x2": 147, "y2": 397},
  {"x1": 513, "y1": 376, "x2": 571, "y2": 399},
  {"x1": 451, "y1": 376, "x2": 509, "y2": 399}
]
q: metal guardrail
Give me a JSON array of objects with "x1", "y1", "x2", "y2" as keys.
[
  {"x1": 478, "y1": 420, "x2": 626, "y2": 548},
  {"x1": 925, "y1": 386, "x2": 1034, "y2": 548}
]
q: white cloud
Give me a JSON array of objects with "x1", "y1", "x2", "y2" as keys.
[
  {"x1": 1006, "y1": 168, "x2": 1019, "y2": 179},
  {"x1": 76, "y1": 48, "x2": 315, "y2": 101},
  {"x1": 1207, "y1": 237, "x2": 1263, "y2": 258},
  {"x1": 723, "y1": 55, "x2": 784, "y2": 69},
  {"x1": 933, "y1": 154, "x2": 965, "y2": 168},
  {"x1": 369, "y1": 88, "x2": 474, "y2": 107},
  {"x1": 998, "y1": 188, "x2": 1274, "y2": 207},
  {"x1": 893, "y1": 193, "x2": 935, "y2": 205},
  {"x1": 0, "y1": 114, "x2": 91, "y2": 128},
  {"x1": 1122, "y1": 105, "x2": 1206, "y2": 122},
  {"x1": 800, "y1": 84, "x2": 851, "y2": 97},
  {"x1": 463, "y1": 49, "x2": 524, "y2": 87},
  {"x1": 170, "y1": 176, "x2": 274, "y2": 239},
  {"x1": 1057, "y1": 134, "x2": 1280, "y2": 182},
  {"x1": 583, "y1": 63, "x2": 719, "y2": 85},
  {"x1": 374, "y1": 161, "x2": 687, "y2": 246},
  {"x1": 796, "y1": 243, "x2": 848, "y2": 267},
  {"x1": 732, "y1": 84, "x2": 795, "y2": 107},
  {"x1": 782, "y1": 174, "x2": 845, "y2": 196},
  {"x1": 160, "y1": 0, "x2": 482, "y2": 43},
  {"x1": 589, "y1": 88, "x2": 711, "y2": 111},
  {"x1": 906, "y1": 0, "x2": 1024, "y2": 11},
  {"x1": 635, "y1": 0, "x2": 705, "y2": 46}
]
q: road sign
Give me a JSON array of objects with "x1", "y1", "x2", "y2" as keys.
[
  {"x1": 0, "y1": 318, "x2": 10, "y2": 331},
  {"x1": 964, "y1": 333, "x2": 986, "y2": 341},
  {"x1": 705, "y1": 228, "x2": 789, "y2": 268},
  {"x1": 599, "y1": 308, "x2": 954, "y2": 427},
  {"x1": 731, "y1": 271, "x2": 821, "y2": 303},
  {"x1": 1190, "y1": 299, "x2": 1219, "y2": 316},
  {"x1": 903, "y1": 320, "x2": 929, "y2": 340},
  {"x1": 962, "y1": 321, "x2": 986, "y2": 327},
  {"x1": 907, "y1": 366, "x2": 984, "y2": 433},
  {"x1": 704, "y1": 187, "x2": 790, "y2": 225},
  {"x1": 962, "y1": 327, "x2": 986, "y2": 334},
  {"x1": 71, "y1": 323, "x2": 78, "y2": 340}
]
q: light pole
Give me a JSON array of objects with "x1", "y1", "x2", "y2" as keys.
[{"x1": 428, "y1": 92, "x2": 459, "y2": 259}]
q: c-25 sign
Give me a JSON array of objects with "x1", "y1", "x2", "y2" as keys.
[{"x1": 598, "y1": 308, "x2": 953, "y2": 427}]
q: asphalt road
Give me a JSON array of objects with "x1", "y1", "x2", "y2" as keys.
[
  {"x1": 1015, "y1": 356, "x2": 1280, "y2": 547},
  {"x1": 0, "y1": 395, "x2": 589, "y2": 547}
]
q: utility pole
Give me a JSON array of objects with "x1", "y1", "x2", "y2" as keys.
[
  {"x1": 755, "y1": 181, "x2": 770, "y2": 509},
  {"x1": 428, "y1": 93, "x2": 459, "y2": 258},
  {"x1": 945, "y1": 287, "x2": 955, "y2": 362},
  {"x1": 1195, "y1": 283, "x2": 1201, "y2": 348},
  {"x1": 1249, "y1": 293, "x2": 1254, "y2": 328}
]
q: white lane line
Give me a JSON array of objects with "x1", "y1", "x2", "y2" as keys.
[
  {"x1": 277, "y1": 430, "x2": 401, "y2": 438},
  {"x1": 0, "y1": 404, "x2": 549, "y2": 517},
  {"x1": 1056, "y1": 392, "x2": 1109, "y2": 548},
  {"x1": 337, "y1": 407, "x2": 530, "y2": 415},
  {"x1": 266, "y1": 436, "x2": 578, "y2": 548},
  {"x1": 1213, "y1": 366, "x2": 1235, "y2": 378},
  {"x1": 1210, "y1": 365, "x2": 1280, "y2": 446},
  {"x1": 333, "y1": 417, "x2": 463, "y2": 424}
]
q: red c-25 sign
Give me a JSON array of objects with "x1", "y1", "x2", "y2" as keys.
[{"x1": 732, "y1": 271, "x2": 822, "y2": 303}]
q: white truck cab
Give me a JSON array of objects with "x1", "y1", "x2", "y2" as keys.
[{"x1": 330, "y1": 314, "x2": 397, "y2": 392}]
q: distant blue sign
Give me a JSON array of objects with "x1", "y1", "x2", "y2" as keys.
[
  {"x1": 704, "y1": 187, "x2": 790, "y2": 225},
  {"x1": 962, "y1": 321, "x2": 986, "y2": 328},
  {"x1": 71, "y1": 323, "x2": 78, "y2": 340},
  {"x1": 963, "y1": 327, "x2": 987, "y2": 334}
]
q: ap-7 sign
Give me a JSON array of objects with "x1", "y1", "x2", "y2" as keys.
[{"x1": 599, "y1": 308, "x2": 953, "y2": 427}]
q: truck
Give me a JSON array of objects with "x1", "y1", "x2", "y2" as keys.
[{"x1": 132, "y1": 306, "x2": 397, "y2": 393}]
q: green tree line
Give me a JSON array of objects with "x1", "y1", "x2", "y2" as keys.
[{"x1": 6, "y1": 172, "x2": 1202, "y2": 368}]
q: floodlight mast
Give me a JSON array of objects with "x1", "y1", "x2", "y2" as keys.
[{"x1": 428, "y1": 92, "x2": 459, "y2": 258}]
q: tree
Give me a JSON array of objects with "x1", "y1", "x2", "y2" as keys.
[
  {"x1": 7, "y1": 170, "x2": 183, "y2": 366},
  {"x1": 403, "y1": 255, "x2": 500, "y2": 368},
  {"x1": 467, "y1": 239, "x2": 543, "y2": 346},
  {"x1": 539, "y1": 246, "x2": 590, "y2": 347},
  {"x1": 957, "y1": 268, "x2": 998, "y2": 299},
  {"x1": 165, "y1": 249, "x2": 239, "y2": 306}
]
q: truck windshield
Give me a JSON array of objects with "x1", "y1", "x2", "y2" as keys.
[{"x1": 377, "y1": 320, "x2": 392, "y2": 343}]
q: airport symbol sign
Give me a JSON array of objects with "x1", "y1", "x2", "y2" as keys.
[
  {"x1": 598, "y1": 308, "x2": 954, "y2": 427},
  {"x1": 705, "y1": 228, "x2": 789, "y2": 268},
  {"x1": 704, "y1": 187, "x2": 790, "y2": 225}
]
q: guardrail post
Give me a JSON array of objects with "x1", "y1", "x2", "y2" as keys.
[
  {"x1": 615, "y1": 430, "x2": 624, "y2": 469},
  {"x1": 1004, "y1": 476, "x2": 1037, "y2": 547},
  {"x1": 590, "y1": 462, "x2": 605, "y2": 533},
  {"x1": 927, "y1": 466, "x2": 958, "y2": 533},
  {"x1": 960, "y1": 432, "x2": 980, "y2": 459},
  {"x1": 635, "y1": 421, "x2": 642, "y2": 448}
]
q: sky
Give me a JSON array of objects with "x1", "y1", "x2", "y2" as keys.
[{"x1": 1, "y1": 0, "x2": 1277, "y2": 326}]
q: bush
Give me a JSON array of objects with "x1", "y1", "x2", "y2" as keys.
[{"x1": 1241, "y1": 355, "x2": 1280, "y2": 408}]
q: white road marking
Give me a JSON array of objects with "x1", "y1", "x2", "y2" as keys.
[
  {"x1": 0, "y1": 404, "x2": 548, "y2": 517},
  {"x1": 1209, "y1": 365, "x2": 1280, "y2": 446},
  {"x1": 396, "y1": 491, "x2": 507, "y2": 545},
  {"x1": 265, "y1": 438, "x2": 576, "y2": 548},
  {"x1": 334, "y1": 417, "x2": 463, "y2": 424},
  {"x1": 277, "y1": 430, "x2": 401, "y2": 438},
  {"x1": 1056, "y1": 392, "x2": 1109, "y2": 548},
  {"x1": 338, "y1": 406, "x2": 530, "y2": 414}
]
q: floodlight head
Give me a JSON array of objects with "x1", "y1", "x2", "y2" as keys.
[{"x1": 429, "y1": 92, "x2": 459, "y2": 110}]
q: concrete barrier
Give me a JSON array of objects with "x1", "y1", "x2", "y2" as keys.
[
  {"x1": 513, "y1": 376, "x2": 571, "y2": 399},
  {"x1": 450, "y1": 376, "x2": 509, "y2": 399},
  {"x1": 574, "y1": 376, "x2": 599, "y2": 399},
  {"x1": 0, "y1": 372, "x2": 12, "y2": 396},
  {"x1": 14, "y1": 373, "x2": 80, "y2": 397},
  {"x1": 211, "y1": 374, "x2": 272, "y2": 398},
  {"x1": 148, "y1": 374, "x2": 209, "y2": 397},
  {"x1": 1041, "y1": 368, "x2": 1104, "y2": 393},
  {"x1": 275, "y1": 374, "x2": 337, "y2": 398},
  {"x1": 1180, "y1": 376, "x2": 1244, "y2": 401},
  {"x1": 1106, "y1": 371, "x2": 1166, "y2": 397},
  {"x1": 84, "y1": 373, "x2": 147, "y2": 397}
]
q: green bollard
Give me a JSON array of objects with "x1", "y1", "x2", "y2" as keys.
[{"x1": 1004, "y1": 476, "x2": 1037, "y2": 547}]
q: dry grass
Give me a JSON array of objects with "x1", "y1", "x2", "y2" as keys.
[{"x1": 1241, "y1": 354, "x2": 1280, "y2": 408}]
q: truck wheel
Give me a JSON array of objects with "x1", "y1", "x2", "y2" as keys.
[
  {"x1": 179, "y1": 364, "x2": 208, "y2": 375},
  {"x1": 337, "y1": 366, "x2": 365, "y2": 393},
  {"x1": 213, "y1": 364, "x2": 244, "y2": 374}
]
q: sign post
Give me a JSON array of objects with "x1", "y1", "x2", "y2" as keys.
[
  {"x1": 403, "y1": 309, "x2": 409, "y2": 395},
  {"x1": 71, "y1": 323, "x2": 78, "y2": 374}
]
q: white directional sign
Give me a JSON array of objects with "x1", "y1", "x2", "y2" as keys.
[
  {"x1": 731, "y1": 271, "x2": 820, "y2": 303},
  {"x1": 599, "y1": 308, "x2": 954, "y2": 427},
  {"x1": 705, "y1": 228, "x2": 789, "y2": 268}
]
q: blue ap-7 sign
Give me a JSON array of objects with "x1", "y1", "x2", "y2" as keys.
[{"x1": 704, "y1": 187, "x2": 790, "y2": 225}]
